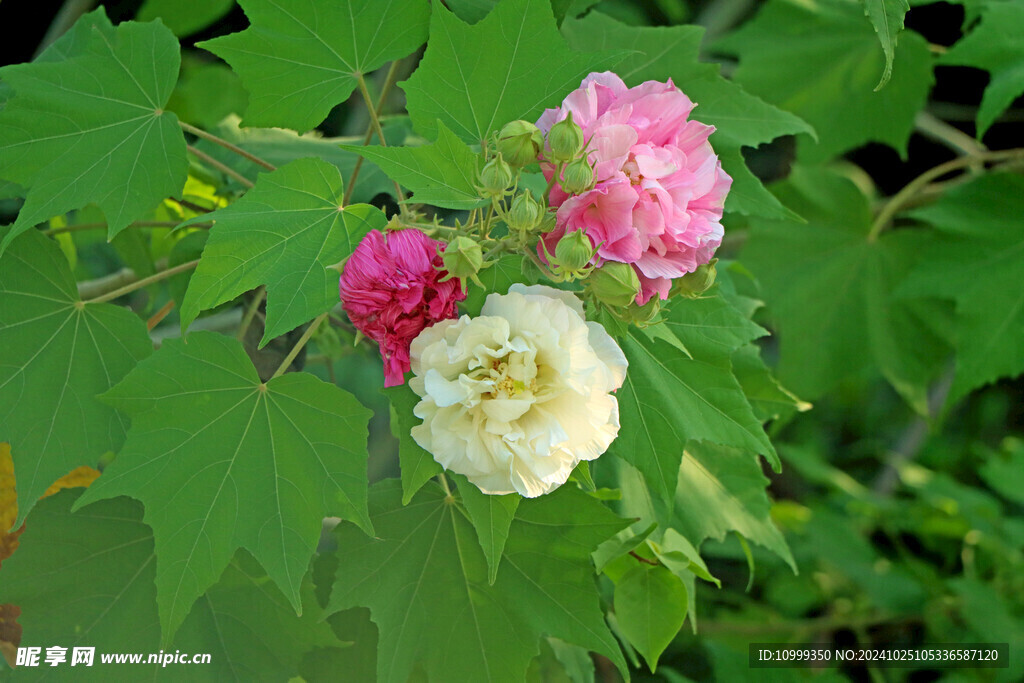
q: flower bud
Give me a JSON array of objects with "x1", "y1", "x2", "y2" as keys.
[
  {"x1": 560, "y1": 156, "x2": 595, "y2": 195},
  {"x1": 547, "y1": 111, "x2": 585, "y2": 162},
  {"x1": 477, "y1": 154, "x2": 514, "y2": 198},
  {"x1": 505, "y1": 192, "x2": 544, "y2": 233},
  {"x1": 622, "y1": 297, "x2": 661, "y2": 324},
  {"x1": 670, "y1": 259, "x2": 718, "y2": 298},
  {"x1": 586, "y1": 262, "x2": 641, "y2": 308},
  {"x1": 441, "y1": 236, "x2": 484, "y2": 281},
  {"x1": 553, "y1": 229, "x2": 596, "y2": 273},
  {"x1": 497, "y1": 120, "x2": 543, "y2": 167}
]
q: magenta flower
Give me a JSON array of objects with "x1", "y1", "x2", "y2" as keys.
[
  {"x1": 340, "y1": 229, "x2": 465, "y2": 387},
  {"x1": 538, "y1": 72, "x2": 732, "y2": 304}
]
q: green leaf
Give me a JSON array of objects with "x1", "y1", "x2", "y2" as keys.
[
  {"x1": 0, "y1": 490, "x2": 343, "y2": 681},
  {"x1": 342, "y1": 121, "x2": 487, "y2": 210},
  {"x1": 447, "y1": 0, "x2": 598, "y2": 24},
  {"x1": 462, "y1": 253, "x2": 532, "y2": 315},
  {"x1": 180, "y1": 158, "x2": 387, "y2": 345},
  {"x1": 861, "y1": 0, "x2": 910, "y2": 88},
  {"x1": 0, "y1": 13, "x2": 187, "y2": 251},
  {"x1": 940, "y1": 1, "x2": 1024, "y2": 136},
  {"x1": 593, "y1": 521, "x2": 657, "y2": 573},
  {"x1": 741, "y1": 166, "x2": 952, "y2": 413},
  {"x1": 560, "y1": 11, "x2": 814, "y2": 220},
  {"x1": 75, "y1": 331, "x2": 373, "y2": 641},
  {"x1": 402, "y1": 0, "x2": 626, "y2": 143},
  {"x1": 714, "y1": 0, "x2": 933, "y2": 162},
  {"x1": 732, "y1": 345, "x2": 812, "y2": 423},
  {"x1": 384, "y1": 383, "x2": 442, "y2": 505},
  {"x1": 200, "y1": 0, "x2": 431, "y2": 132},
  {"x1": 671, "y1": 443, "x2": 795, "y2": 570},
  {"x1": 0, "y1": 229, "x2": 152, "y2": 529},
  {"x1": 327, "y1": 480, "x2": 629, "y2": 682},
  {"x1": 138, "y1": 0, "x2": 236, "y2": 38},
  {"x1": 980, "y1": 439, "x2": 1024, "y2": 506},
  {"x1": 898, "y1": 173, "x2": 1024, "y2": 401},
  {"x1": 166, "y1": 59, "x2": 248, "y2": 129},
  {"x1": 613, "y1": 564, "x2": 687, "y2": 672},
  {"x1": 612, "y1": 293, "x2": 776, "y2": 505},
  {"x1": 453, "y1": 473, "x2": 521, "y2": 584}
]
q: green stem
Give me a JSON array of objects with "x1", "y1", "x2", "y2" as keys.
[
  {"x1": 179, "y1": 121, "x2": 276, "y2": 171},
  {"x1": 525, "y1": 249, "x2": 558, "y2": 281},
  {"x1": 86, "y1": 259, "x2": 199, "y2": 304},
  {"x1": 45, "y1": 220, "x2": 199, "y2": 236},
  {"x1": 868, "y1": 147, "x2": 1024, "y2": 242},
  {"x1": 355, "y1": 72, "x2": 408, "y2": 208},
  {"x1": 237, "y1": 286, "x2": 265, "y2": 342},
  {"x1": 343, "y1": 61, "x2": 402, "y2": 207},
  {"x1": 186, "y1": 144, "x2": 255, "y2": 189},
  {"x1": 438, "y1": 472, "x2": 453, "y2": 497},
  {"x1": 271, "y1": 313, "x2": 327, "y2": 378}
]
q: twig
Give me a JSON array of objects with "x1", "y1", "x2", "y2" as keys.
[
  {"x1": 343, "y1": 60, "x2": 402, "y2": 206},
  {"x1": 271, "y1": 313, "x2": 327, "y2": 378},
  {"x1": 354, "y1": 72, "x2": 408, "y2": 207},
  {"x1": 237, "y1": 287, "x2": 266, "y2": 341},
  {"x1": 179, "y1": 121, "x2": 276, "y2": 171},
  {"x1": 32, "y1": 0, "x2": 96, "y2": 58},
  {"x1": 146, "y1": 300, "x2": 175, "y2": 331},
  {"x1": 86, "y1": 260, "x2": 199, "y2": 304},
  {"x1": 186, "y1": 144, "x2": 255, "y2": 189},
  {"x1": 914, "y1": 112, "x2": 986, "y2": 158}
]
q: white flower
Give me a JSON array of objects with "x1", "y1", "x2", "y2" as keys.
[{"x1": 409, "y1": 284, "x2": 627, "y2": 497}]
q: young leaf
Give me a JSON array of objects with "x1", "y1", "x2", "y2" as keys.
[
  {"x1": 453, "y1": 473, "x2": 521, "y2": 584},
  {"x1": 612, "y1": 295, "x2": 777, "y2": 506},
  {"x1": 327, "y1": 480, "x2": 629, "y2": 682},
  {"x1": 180, "y1": 158, "x2": 387, "y2": 346},
  {"x1": 560, "y1": 11, "x2": 814, "y2": 220},
  {"x1": 200, "y1": 0, "x2": 431, "y2": 132},
  {"x1": 741, "y1": 166, "x2": 952, "y2": 413},
  {"x1": 898, "y1": 173, "x2": 1024, "y2": 402},
  {"x1": 401, "y1": 0, "x2": 626, "y2": 143},
  {"x1": 940, "y1": 1, "x2": 1024, "y2": 137},
  {"x1": 0, "y1": 13, "x2": 187, "y2": 251},
  {"x1": 342, "y1": 121, "x2": 487, "y2": 210},
  {"x1": 672, "y1": 443, "x2": 795, "y2": 571},
  {"x1": 74, "y1": 332, "x2": 373, "y2": 642},
  {"x1": 0, "y1": 230, "x2": 152, "y2": 529},
  {"x1": 861, "y1": 0, "x2": 910, "y2": 89},
  {"x1": 613, "y1": 564, "x2": 687, "y2": 672},
  {"x1": 384, "y1": 384, "x2": 442, "y2": 504},
  {"x1": 713, "y1": 0, "x2": 932, "y2": 162},
  {"x1": 0, "y1": 490, "x2": 343, "y2": 680}
]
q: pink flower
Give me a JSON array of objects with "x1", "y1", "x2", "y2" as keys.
[
  {"x1": 538, "y1": 72, "x2": 732, "y2": 304},
  {"x1": 340, "y1": 229, "x2": 465, "y2": 387}
]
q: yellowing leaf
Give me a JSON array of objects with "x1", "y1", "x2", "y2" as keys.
[{"x1": 43, "y1": 466, "x2": 101, "y2": 499}]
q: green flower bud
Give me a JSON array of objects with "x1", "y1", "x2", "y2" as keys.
[
  {"x1": 560, "y1": 156, "x2": 595, "y2": 195},
  {"x1": 670, "y1": 259, "x2": 718, "y2": 298},
  {"x1": 477, "y1": 154, "x2": 514, "y2": 198},
  {"x1": 441, "y1": 236, "x2": 484, "y2": 281},
  {"x1": 553, "y1": 229, "x2": 596, "y2": 273},
  {"x1": 547, "y1": 111, "x2": 585, "y2": 162},
  {"x1": 622, "y1": 296, "x2": 661, "y2": 324},
  {"x1": 497, "y1": 120, "x2": 543, "y2": 167},
  {"x1": 505, "y1": 192, "x2": 544, "y2": 233},
  {"x1": 586, "y1": 262, "x2": 641, "y2": 308}
]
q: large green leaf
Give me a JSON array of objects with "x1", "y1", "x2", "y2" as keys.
[
  {"x1": 401, "y1": 0, "x2": 626, "y2": 143},
  {"x1": 453, "y1": 473, "x2": 521, "y2": 585},
  {"x1": 447, "y1": 0, "x2": 598, "y2": 24},
  {"x1": 200, "y1": 0, "x2": 431, "y2": 132},
  {"x1": 612, "y1": 292, "x2": 776, "y2": 506},
  {"x1": 180, "y1": 158, "x2": 387, "y2": 346},
  {"x1": 0, "y1": 229, "x2": 152, "y2": 529},
  {"x1": 0, "y1": 13, "x2": 187, "y2": 251},
  {"x1": 75, "y1": 331, "x2": 373, "y2": 641},
  {"x1": 342, "y1": 121, "x2": 487, "y2": 210},
  {"x1": 714, "y1": 0, "x2": 933, "y2": 162},
  {"x1": 384, "y1": 383, "x2": 442, "y2": 505},
  {"x1": 0, "y1": 490, "x2": 343, "y2": 681},
  {"x1": 613, "y1": 564, "x2": 687, "y2": 672},
  {"x1": 898, "y1": 173, "x2": 1024, "y2": 402},
  {"x1": 940, "y1": 1, "x2": 1024, "y2": 137},
  {"x1": 861, "y1": 0, "x2": 910, "y2": 88},
  {"x1": 672, "y1": 443, "x2": 795, "y2": 570},
  {"x1": 138, "y1": 0, "x2": 236, "y2": 38},
  {"x1": 740, "y1": 166, "x2": 952, "y2": 413},
  {"x1": 560, "y1": 11, "x2": 814, "y2": 220},
  {"x1": 327, "y1": 479, "x2": 628, "y2": 682}
]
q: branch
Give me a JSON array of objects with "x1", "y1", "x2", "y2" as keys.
[
  {"x1": 179, "y1": 121, "x2": 276, "y2": 171},
  {"x1": 186, "y1": 144, "x2": 255, "y2": 189},
  {"x1": 85, "y1": 259, "x2": 199, "y2": 304}
]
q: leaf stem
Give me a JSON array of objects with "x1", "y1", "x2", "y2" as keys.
[
  {"x1": 186, "y1": 144, "x2": 255, "y2": 189},
  {"x1": 146, "y1": 299, "x2": 175, "y2": 331},
  {"x1": 343, "y1": 61, "x2": 402, "y2": 206},
  {"x1": 914, "y1": 112, "x2": 987, "y2": 158},
  {"x1": 867, "y1": 147, "x2": 1024, "y2": 242},
  {"x1": 355, "y1": 72, "x2": 408, "y2": 208},
  {"x1": 437, "y1": 472, "x2": 453, "y2": 497},
  {"x1": 86, "y1": 259, "x2": 199, "y2": 304},
  {"x1": 44, "y1": 220, "x2": 200, "y2": 236},
  {"x1": 271, "y1": 313, "x2": 327, "y2": 378},
  {"x1": 179, "y1": 121, "x2": 276, "y2": 171},
  {"x1": 237, "y1": 286, "x2": 265, "y2": 342}
]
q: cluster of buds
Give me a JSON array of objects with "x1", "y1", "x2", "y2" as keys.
[{"x1": 546, "y1": 112, "x2": 595, "y2": 194}]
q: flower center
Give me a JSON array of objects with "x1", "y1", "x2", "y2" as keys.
[
  {"x1": 622, "y1": 156, "x2": 643, "y2": 185},
  {"x1": 469, "y1": 354, "x2": 538, "y2": 399}
]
